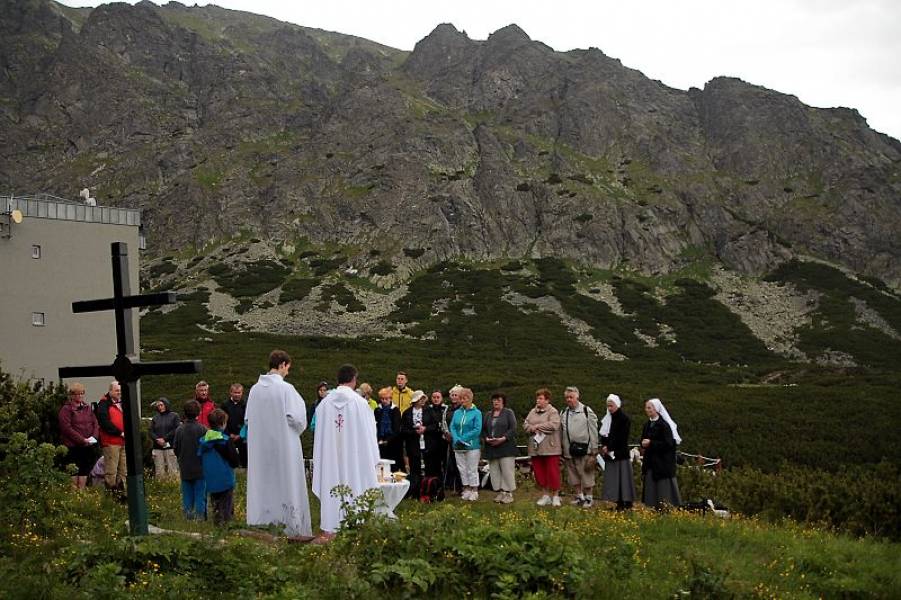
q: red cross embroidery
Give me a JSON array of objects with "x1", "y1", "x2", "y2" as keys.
[{"x1": 335, "y1": 413, "x2": 344, "y2": 432}]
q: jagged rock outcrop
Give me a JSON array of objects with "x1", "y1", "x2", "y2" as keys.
[{"x1": 2, "y1": 1, "x2": 900, "y2": 285}]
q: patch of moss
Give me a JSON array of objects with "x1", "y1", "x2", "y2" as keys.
[{"x1": 193, "y1": 166, "x2": 223, "y2": 189}]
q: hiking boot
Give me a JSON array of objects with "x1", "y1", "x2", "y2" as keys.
[{"x1": 536, "y1": 495, "x2": 551, "y2": 506}]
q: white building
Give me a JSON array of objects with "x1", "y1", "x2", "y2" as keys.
[{"x1": 0, "y1": 195, "x2": 142, "y2": 402}]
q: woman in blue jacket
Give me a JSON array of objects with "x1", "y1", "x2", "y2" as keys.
[{"x1": 450, "y1": 387, "x2": 482, "y2": 501}]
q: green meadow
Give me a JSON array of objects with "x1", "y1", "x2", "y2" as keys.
[{"x1": 2, "y1": 256, "x2": 900, "y2": 597}]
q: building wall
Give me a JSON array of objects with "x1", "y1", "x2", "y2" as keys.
[{"x1": 0, "y1": 214, "x2": 140, "y2": 403}]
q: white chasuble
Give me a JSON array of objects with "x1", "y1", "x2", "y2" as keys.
[{"x1": 312, "y1": 385, "x2": 381, "y2": 533}]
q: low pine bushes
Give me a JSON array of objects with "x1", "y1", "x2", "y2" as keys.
[
  {"x1": 211, "y1": 260, "x2": 290, "y2": 297},
  {"x1": 678, "y1": 461, "x2": 901, "y2": 540},
  {"x1": 0, "y1": 368, "x2": 64, "y2": 444},
  {"x1": 279, "y1": 277, "x2": 320, "y2": 304},
  {"x1": 764, "y1": 260, "x2": 901, "y2": 369}
]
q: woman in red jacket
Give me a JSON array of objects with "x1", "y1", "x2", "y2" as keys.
[{"x1": 58, "y1": 382, "x2": 100, "y2": 489}]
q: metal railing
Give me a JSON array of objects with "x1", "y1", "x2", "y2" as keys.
[{"x1": 3, "y1": 194, "x2": 141, "y2": 227}]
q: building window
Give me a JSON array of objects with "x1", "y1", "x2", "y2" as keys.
[
  {"x1": 32, "y1": 312, "x2": 45, "y2": 326},
  {"x1": 32, "y1": 245, "x2": 41, "y2": 259}
]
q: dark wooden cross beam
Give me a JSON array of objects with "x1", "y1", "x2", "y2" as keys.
[{"x1": 59, "y1": 242, "x2": 201, "y2": 536}]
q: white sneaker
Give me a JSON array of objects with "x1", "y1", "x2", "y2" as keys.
[
  {"x1": 461, "y1": 490, "x2": 472, "y2": 501},
  {"x1": 570, "y1": 495, "x2": 584, "y2": 506},
  {"x1": 494, "y1": 491, "x2": 506, "y2": 503},
  {"x1": 582, "y1": 497, "x2": 593, "y2": 508},
  {"x1": 470, "y1": 491, "x2": 479, "y2": 501},
  {"x1": 501, "y1": 492, "x2": 514, "y2": 504},
  {"x1": 551, "y1": 495, "x2": 562, "y2": 507},
  {"x1": 536, "y1": 495, "x2": 551, "y2": 506}
]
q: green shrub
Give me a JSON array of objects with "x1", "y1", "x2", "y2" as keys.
[
  {"x1": 212, "y1": 260, "x2": 290, "y2": 297},
  {"x1": 402, "y1": 248, "x2": 426, "y2": 259},
  {"x1": 0, "y1": 368, "x2": 64, "y2": 444},
  {"x1": 235, "y1": 298, "x2": 254, "y2": 314},
  {"x1": 661, "y1": 279, "x2": 776, "y2": 365},
  {"x1": 141, "y1": 289, "x2": 213, "y2": 332},
  {"x1": 678, "y1": 461, "x2": 901, "y2": 540},
  {"x1": 318, "y1": 283, "x2": 365, "y2": 313},
  {"x1": 148, "y1": 260, "x2": 177, "y2": 279},
  {"x1": 279, "y1": 277, "x2": 320, "y2": 304},
  {"x1": 370, "y1": 260, "x2": 395, "y2": 276},
  {"x1": 0, "y1": 433, "x2": 70, "y2": 536},
  {"x1": 764, "y1": 260, "x2": 901, "y2": 368},
  {"x1": 308, "y1": 257, "x2": 344, "y2": 277}
]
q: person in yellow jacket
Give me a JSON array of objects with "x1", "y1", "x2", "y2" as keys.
[{"x1": 391, "y1": 371, "x2": 414, "y2": 414}]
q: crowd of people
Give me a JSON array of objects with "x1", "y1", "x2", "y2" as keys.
[{"x1": 57, "y1": 351, "x2": 683, "y2": 540}]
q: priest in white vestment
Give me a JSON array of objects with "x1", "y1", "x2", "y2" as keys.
[
  {"x1": 312, "y1": 363, "x2": 380, "y2": 535},
  {"x1": 245, "y1": 350, "x2": 312, "y2": 537}
]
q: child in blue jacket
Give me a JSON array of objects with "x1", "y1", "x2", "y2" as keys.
[{"x1": 198, "y1": 408, "x2": 240, "y2": 524}]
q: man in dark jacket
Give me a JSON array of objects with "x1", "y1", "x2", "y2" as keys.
[
  {"x1": 221, "y1": 383, "x2": 248, "y2": 468},
  {"x1": 373, "y1": 387, "x2": 403, "y2": 472},
  {"x1": 172, "y1": 400, "x2": 207, "y2": 520},
  {"x1": 401, "y1": 390, "x2": 428, "y2": 496},
  {"x1": 422, "y1": 390, "x2": 448, "y2": 479},
  {"x1": 149, "y1": 397, "x2": 181, "y2": 480}
]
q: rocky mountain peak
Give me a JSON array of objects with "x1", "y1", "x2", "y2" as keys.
[
  {"x1": 486, "y1": 23, "x2": 531, "y2": 44},
  {"x1": 404, "y1": 22, "x2": 475, "y2": 77},
  {"x1": 1, "y1": 0, "x2": 899, "y2": 288}
]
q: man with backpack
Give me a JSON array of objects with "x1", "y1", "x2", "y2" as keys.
[{"x1": 559, "y1": 386, "x2": 599, "y2": 508}]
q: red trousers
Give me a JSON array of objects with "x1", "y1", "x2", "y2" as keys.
[{"x1": 531, "y1": 455, "x2": 561, "y2": 491}]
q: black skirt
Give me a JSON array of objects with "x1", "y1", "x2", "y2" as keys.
[{"x1": 66, "y1": 445, "x2": 98, "y2": 476}]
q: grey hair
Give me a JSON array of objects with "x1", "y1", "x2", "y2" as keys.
[
  {"x1": 564, "y1": 386, "x2": 580, "y2": 397},
  {"x1": 449, "y1": 384, "x2": 464, "y2": 395}
]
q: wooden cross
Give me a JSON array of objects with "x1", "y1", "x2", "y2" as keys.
[{"x1": 59, "y1": 242, "x2": 201, "y2": 536}]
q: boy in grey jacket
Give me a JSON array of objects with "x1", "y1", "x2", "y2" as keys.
[{"x1": 172, "y1": 400, "x2": 207, "y2": 519}]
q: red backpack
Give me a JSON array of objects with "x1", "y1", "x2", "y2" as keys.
[{"x1": 419, "y1": 476, "x2": 445, "y2": 503}]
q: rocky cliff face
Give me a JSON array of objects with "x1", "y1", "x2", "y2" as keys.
[{"x1": 2, "y1": 0, "x2": 900, "y2": 286}]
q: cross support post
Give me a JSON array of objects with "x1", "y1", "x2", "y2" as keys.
[{"x1": 59, "y1": 242, "x2": 201, "y2": 536}]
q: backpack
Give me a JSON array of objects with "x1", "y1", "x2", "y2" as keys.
[{"x1": 419, "y1": 476, "x2": 445, "y2": 503}]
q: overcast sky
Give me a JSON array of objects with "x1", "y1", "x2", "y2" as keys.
[{"x1": 58, "y1": 0, "x2": 901, "y2": 141}]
